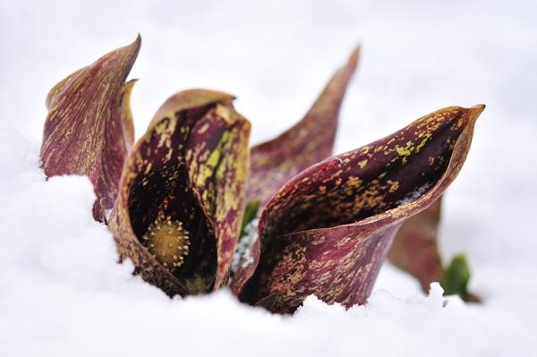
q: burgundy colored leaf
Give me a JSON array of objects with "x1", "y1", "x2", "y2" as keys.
[
  {"x1": 231, "y1": 48, "x2": 359, "y2": 292},
  {"x1": 246, "y1": 47, "x2": 360, "y2": 206},
  {"x1": 389, "y1": 200, "x2": 481, "y2": 302},
  {"x1": 40, "y1": 36, "x2": 140, "y2": 221},
  {"x1": 388, "y1": 199, "x2": 444, "y2": 291},
  {"x1": 238, "y1": 105, "x2": 484, "y2": 313},
  {"x1": 108, "y1": 89, "x2": 250, "y2": 296}
]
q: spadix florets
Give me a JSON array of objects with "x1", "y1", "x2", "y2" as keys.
[{"x1": 142, "y1": 217, "x2": 190, "y2": 272}]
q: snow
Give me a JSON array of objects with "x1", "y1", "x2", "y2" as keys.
[
  {"x1": 395, "y1": 181, "x2": 433, "y2": 206},
  {"x1": 1, "y1": 0, "x2": 537, "y2": 355},
  {"x1": 231, "y1": 219, "x2": 259, "y2": 274}
]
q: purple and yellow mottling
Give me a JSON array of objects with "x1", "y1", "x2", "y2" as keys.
[
  {"x1": 109, "y1": 90, "x2": 250, "y2": 296},
  {"x1": 40, "y1": 36, "x2": 140, "y2": 221},
  {"x1": 238, "y1": 105, "x2": 484, "y2": 313}
]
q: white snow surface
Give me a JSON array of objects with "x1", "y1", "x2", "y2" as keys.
[{"x1": 1, "y1": 0, "x2": 537, "y2": 355}]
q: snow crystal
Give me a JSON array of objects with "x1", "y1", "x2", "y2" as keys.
[
  {"x1": 395, "y1": 181, "x2": 433, "y2": 206},
  {"x1": 231, "y1": 219, "x2": 259, "y2": 274}
]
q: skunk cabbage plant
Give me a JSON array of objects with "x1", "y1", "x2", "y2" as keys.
[
  {"x1": 40, "y1": 36, "x2": 140, "y2": 222},
  {"x1": 40, "y1": 37, "x2": 483, "y2": 314},
  {"x1": 108, "y1": 89, "x2": 250, "y2": 295},
  {"x1": 235, "y1": 105, "x2": 483, "y2": 313},
  {"x1": 388, "y1": 200, "x2": 445, "y2": 291}
]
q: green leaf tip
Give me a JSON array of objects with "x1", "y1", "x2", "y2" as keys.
[
  {"x1": 443, "y1": 253, "x2": 481, "y2": 303},
  {"x1": 240, "y1": 201, "x2": 260, "y2": 238}
]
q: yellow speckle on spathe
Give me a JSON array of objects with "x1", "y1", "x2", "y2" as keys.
[
  {"x1": 415, "y1": 133, "x2": 432, "y2": 153},
  {"x1": 395, "y1": 140, "x2": 417, "y2": 165},
  {"x1": 387, "y1": 180, "x2": 400, "y2": 193},
  {"x1": 195, "y1": 131, "x2": 230, "y2": 188},
  {"x1": 143, "y1": 162, "x2": 153, "y2": 175},
  {"x1": 395, "y1": 145, "x2": 412, "y2": 157},
  {"x1": 374, "y1": 145, "x2": 385, "y2": 153},
  {"x1": 207, "y1": 148, "x2": 221, "y2": 168},
  {"x1": 346, "y1": 176, "x2": 363, "y2": 188},
  {"x1": 198, "y1": 122, "x2": 210, "y2": 134},
  {"x1": 358, "y1": 159, "x2": 368, "y2": 169}
]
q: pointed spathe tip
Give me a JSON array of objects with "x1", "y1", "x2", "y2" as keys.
[
  {"x1": 347, "y1": 44, "x2": 361, "y2": 70},
  {"x1": 471, "y1": 104, "x2": 486, "y2": 114},
  {"x1": 130, "y1": 34, "x2": 142, "y2": 55},
  {"x1": 467, "y1": 104, "x2": 486, "y2": 124}
]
